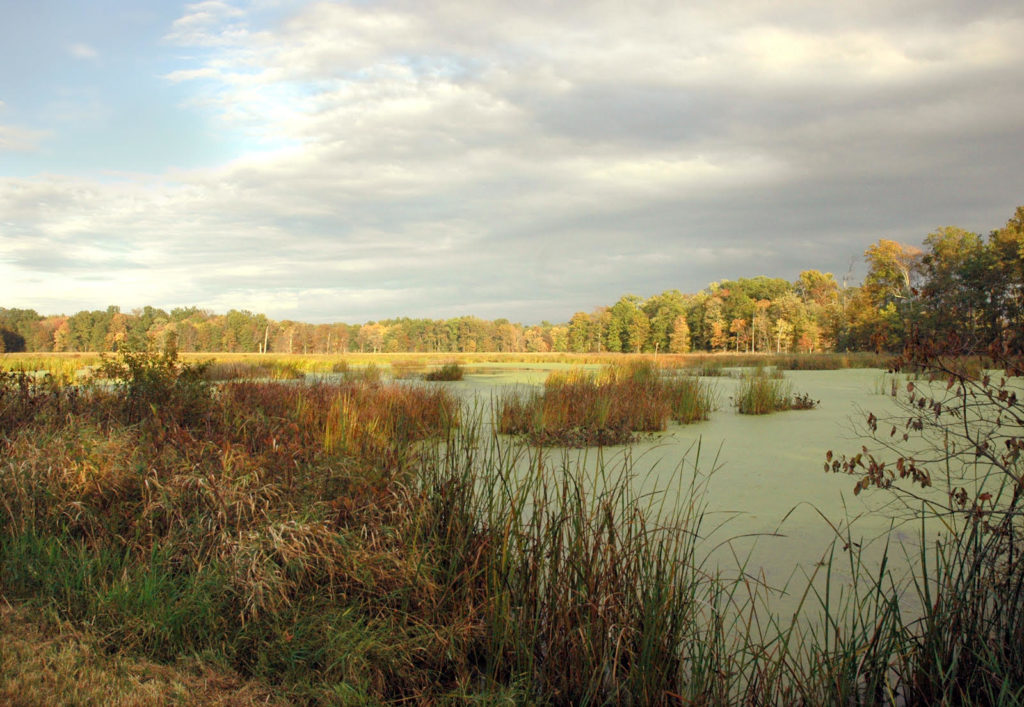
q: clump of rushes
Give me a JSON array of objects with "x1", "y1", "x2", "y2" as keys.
[
  {"x1": 733, "y1": 368, "x2": 818, "y2": 414},
  {"x1": 414, "y1": 429, "x2": 744, "y2": 704},
  {"x1": 338, "y1": 362, "x2": 382, "y2": 384},
  {"x1": 424, "y1": 362, "x2": 464, "y2": 381},
  {"x1": 664, "y1": 376, "x2": 718, "y2": 423},
  {"x1": 687, "y1": 358, "x2": 727, "y2": 376},
  {"x1": 389, "y1": 359, "x2": 425, "y2": 379},
  {"x1": 202, "y1": 360, "x2": 305, "y2": 381},
  {"x1": 497, "y1": 361, "x2": 714, "y2": 446}
]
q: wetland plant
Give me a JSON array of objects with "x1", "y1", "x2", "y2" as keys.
[
  {"x1": 202, "y1": 359, "x2": 305, "y2": 381},
  {"x1": 424, "y1": 361, "x2": 464, "y2": 381},
  {"x1": 497, "y1": 361, "x2": 714, "y2": 446},
  {"x1": 825, "y1": 341, "x2": 1024, "y2": 704},
  {"x1": 734, "y1": 368, "x2": 818, "y2": 414}
]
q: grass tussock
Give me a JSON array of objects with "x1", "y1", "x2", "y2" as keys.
[
  {"x1": 734, "y1": 368, "x2": 819, "y2": 414},
  {"x1": 423, "y1": 361, "x2": 464, "y2": 381},
  {"x1": 497, "y1": 361, "x2": 715, "y2": 446}
]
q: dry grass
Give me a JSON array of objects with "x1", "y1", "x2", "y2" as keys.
[{"x1": 0, "y1": 601, "x2": 283, "y2": 706}]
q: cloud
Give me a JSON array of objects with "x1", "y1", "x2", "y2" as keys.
[
  {"x1": 3, "y1": 0, "x2": 1024, "y2": 322},
  {"x1": 0, "y1": 124, "x2": 48, "y2": 152},
  {"x1": 68, "y1": 43, "x2": 98, "y2": 60},
  {"x1": 164, "y1": 0, "x2": 249, "y2": 46}
]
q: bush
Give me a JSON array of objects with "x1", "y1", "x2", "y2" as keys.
[{"x1": 98, "y1": 344, "x2": 212, "y2": 427}]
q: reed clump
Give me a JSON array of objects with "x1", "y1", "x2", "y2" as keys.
[
  {"x1": 202, "y1": 359, "x2": 305, "y2": 381},
  {"x1": 497, "y1": 361, "x2": 714, "y2": 446},
  {"x1": 734, "y1": 368, "x2": 819, "y2": 414},
  {"x1": 424, "y1": 361, "x2": 464, "y2": 381},
  {"x1": 413, "y1": 430, "x2": 752, "y2": 704}
]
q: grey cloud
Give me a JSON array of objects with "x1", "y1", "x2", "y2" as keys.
[{"x1": 3, "y1": 0, "x2": 1024, "y2": 323}]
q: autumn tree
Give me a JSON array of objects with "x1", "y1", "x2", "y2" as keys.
[
  {"x1": 668, "y1": 314, "x2": 690, "y2": 353},
  {"x1": 860, "y1": 239, "x2": 924, "y2": 350},
  {"x1": 567, "y1": 312, "x2": 592, "y2": 353}
]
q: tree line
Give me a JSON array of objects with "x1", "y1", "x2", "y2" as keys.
[{"x1": 3, "y1": 206, "x2": 1022, "y2": 356}]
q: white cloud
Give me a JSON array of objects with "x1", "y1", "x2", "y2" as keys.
[
  {"x1": 0, "y1": 124, "x2": 48, "y2": 152},
  {"x1": 165, "y1": 0, "x2": 249, "y2": 46},
  {"x1": 68, "y1": 43, "x2": 98, "y2": 60}
]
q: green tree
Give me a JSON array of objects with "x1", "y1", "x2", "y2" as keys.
[
  {"x1": 626, "y1": 309, "x2": 650, "y2": 353},
  {"x1": 606, "y1": 296, "x2": 643, "y2": 353},
  {"x1": 987, "y1": 206, "x2": 1024, "y2": 351},
  {"x1": 864, "y1": 240, "x2": 923, "y2": 307},
  {"x1": 919, "y1": 226, "x2": 989, "y2": 349}
]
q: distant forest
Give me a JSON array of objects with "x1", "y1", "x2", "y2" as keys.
[{"x1": 3, "y1": 206, "x2": 1022, "y2": 356}]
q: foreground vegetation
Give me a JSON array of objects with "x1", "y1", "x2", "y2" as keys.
[{"x1": 2, "y1": 346, "x2": 1022, "y2": 704}]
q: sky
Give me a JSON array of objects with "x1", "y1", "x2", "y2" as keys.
[{"x1": 2, "y1": 0, "x2": 1023, "y2": 324}]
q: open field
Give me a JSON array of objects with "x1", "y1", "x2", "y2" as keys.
[{"x1": 1, "y1": 350, "x2": 1021, "y2": 704}]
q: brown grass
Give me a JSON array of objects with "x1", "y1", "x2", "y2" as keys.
[{"x1": 0, "y1": 601, "x2": 283, "y2": 706}]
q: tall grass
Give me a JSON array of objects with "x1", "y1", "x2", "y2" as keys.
[
  {"x1": 202, "y1": 359, "x2": 305, "y2": 381},
  {"x1": 497, "y1": 361, "x2": 715, "y2": 446},
  {"x1": 0, "y1": 352, "x2": 101, "y2": 381},
  {"x1": 0, "y1": 351, "x2": 464, "y2": 702},
  {"x1": 423, "y1": 361, "x2": 464, "y2": 381},
  {"x1": 662, "y1": 351, "x2": 891, "y2": 373},
  {"x1": 415, "y1": 428, "x2": 755, "y2": 703},
  {"x1": 734, "y1": 368, "x2": 819, "y2": 414}
]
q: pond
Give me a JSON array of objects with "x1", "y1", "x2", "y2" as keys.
[{"x1": 438, "y1": 366, "x2": 946, "y2": 617}]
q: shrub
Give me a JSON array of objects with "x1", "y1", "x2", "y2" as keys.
[
  {"x1": 97, "y1": 344, "x2": 212, "y2": 427},
  {"x1": 825, "y1": 341, "x2": 1024, "y2": 702}
]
